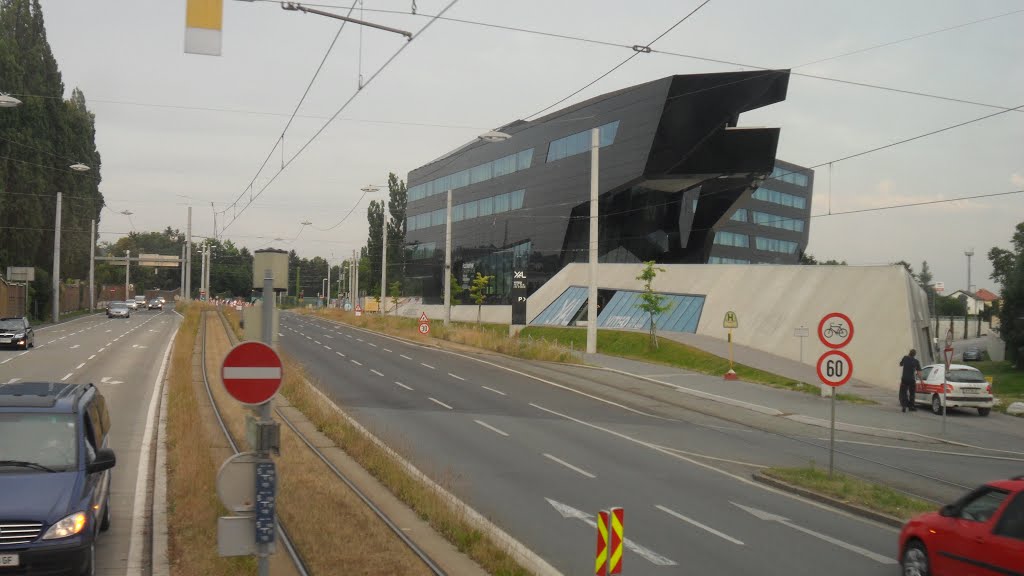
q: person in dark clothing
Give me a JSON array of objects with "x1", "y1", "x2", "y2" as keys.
[{"x1": 899, "y1": 349, "x2": 923, "y2": 412}]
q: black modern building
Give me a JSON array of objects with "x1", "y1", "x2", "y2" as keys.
[{"x1": 404, "y1": 70, "x2": 810, "y2": 303}]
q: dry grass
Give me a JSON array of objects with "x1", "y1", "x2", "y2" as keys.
[
  {"x1": 203, "y1": 314, "x2": 433, "y2": 575},
  {"x1": 165, "y1": 304, "x2": 254, "y2": 576},
  {"x1": 764, "y1": 466, "x2": 936, "y2": 521},
  {"x1": 278, "y1": 357, "x2": 531, "y2": 576},
  {"x1": 298, "y1": 308, "x2": 581, "y2": 364}
]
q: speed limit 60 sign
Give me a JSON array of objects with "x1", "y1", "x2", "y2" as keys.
[{"x1": 817, "y1": 350, "x2": 853, "y2": 387}]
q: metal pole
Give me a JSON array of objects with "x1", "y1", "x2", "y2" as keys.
[
  {"x1": 52, "y1": 192, "x2": 62, "y2": 324},
  {"x1": 180, "y1": 244, "x2": 186, "y2": 301},
  {"x1": 942, "y1": 375, "x2": 947, "y2": 435},
  {"x1": 185, "y1": 207, "x2": 192, "y2": 301},
  {"x1": 125, "y1": 250, "x2": 130, "y2": 301},
  {"x1": 326, "y1": 255, "x2": 332, "y2": 309},
  {"x1": 89, "y1": 219, "x2": 95, "y2": 311},
  {"x1": 586, "y1": 128, "x2": 599, "y2": 355},
  {"x1": 258, "y1": 269, "x2": 273, "y2": 576},
  {"x1": 207, "y1": 244, "x2": 212, "y2": 299},
  {"x1": 828, "y1": 391, "x2": 836, "y2": 477},
  {"x1": 381, "y1": 219, "x2": 387, "y2": 315},
  {"x1": 444, "y1": 189, "x2": 452, "y2": 326},
  {"x1": 200, "y1": 244, "x2": 206, "y2": 300}
]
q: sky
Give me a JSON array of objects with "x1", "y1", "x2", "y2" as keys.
[{"x1": 33, "y1": 0, "x2": 1024, "y2": 295}]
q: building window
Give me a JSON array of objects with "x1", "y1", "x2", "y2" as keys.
[
  {"x1": 713, "y1": 231, "x2": 749, "y2": 248},
  {"x1": 511, "y1": 189, "x2": 525, "y2": 210},
  {"x1": 452, "y1": 203, "x2": 465, "y2": 223},
  {"x1": 546, "y1": 121, "x2": 620, "y2": 163},
  {"x1": 494, "y1": 192, "x2": 510, "y2": 213},
  {"x1": 755, "y1": 236, "x2": 799, "y2": 254},
  {"x1": 709, "y1": 256, "x2": 750, "y2": 264},
  {"x1": 752, "y1": 187, "x2": 807, "y2": 210},
  {"x1": 752, "y1": 211, "x2": 804, "y2": 232},
  {"x1": 407, "y1": 189, "x2": 527, "y2": 231},
  {"x1": 408, "y1": 148, "x2": 535, "y2": 203},
  {"x1": 730, "y1": 209, "x2": 747, "y2": 222},
  {"x1": 409, "y1": 242, "x2": 436, "y2": 260},
  {"x1": 770, "y1": 166, "x2": 810, "y2": 187}
]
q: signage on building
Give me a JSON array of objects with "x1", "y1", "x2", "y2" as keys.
[{"x1": 511, "y1": 269, "x2": 527, "y2": 325}]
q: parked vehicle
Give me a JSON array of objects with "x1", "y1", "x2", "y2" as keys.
[
  {"x1": 0, "y1": 382, "x2": 116, "y2": 575},
  {"x1": 107, "y1": 303, "x2": 130, "y2": 319},
  {"x1": 0, "y1": 317, "x2": 34, "y2": 350},
  {"x1": 916, "y1": 363, "x2": 994, "y2": 416},
  {"x1": 899, "y1": 475, "x2": 1024, "y2": 575},
  {"x1": 962, "y1": 346, "x2": 983, "y2": 362}
]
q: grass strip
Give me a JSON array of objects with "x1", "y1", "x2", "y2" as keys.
[
  {"x1": 165, "y1": 304, "x2": 254, "y2": 575},
  {"x1": 763, "y1": 466, "x2": 936, "y2": 521},
  {"x1": 521, "y1": 326, "x2": 873, "y2": 404},
  {"x1": 971, "y1": 359, "x2": 1024, "y2": 416}
]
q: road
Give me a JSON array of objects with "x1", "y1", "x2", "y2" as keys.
[
  {"x1": 280, "y1": 312, "x2": 1013, "y2": 574},
  {"x1": 0, "y1": 307, "x2": 179, "y2": 576}
]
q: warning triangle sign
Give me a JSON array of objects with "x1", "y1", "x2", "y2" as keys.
[
  {"x1": 419, "y1": 312, "x2": 429, "y2": 323},
  {"x1": 355, "y1": 304, "x2": 362, "y2": 312}
]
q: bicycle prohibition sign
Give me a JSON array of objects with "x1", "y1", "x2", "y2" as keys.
[{"x1": 818, "y1": 312, "x2": 854, "y2": 349}]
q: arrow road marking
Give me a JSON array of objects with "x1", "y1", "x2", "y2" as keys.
[
  {"x1": 546, "y1": 498, "x2": 676, "y2": 566},
  {"x1": 656, "y1": 505, "x2": 744, "y2": 545},
  {"x1": 730, "y1": 502, "x2": 895, "y2": 564},
  {"x1": 100, "y1": 377, "x2": 124, "y2": 385}
]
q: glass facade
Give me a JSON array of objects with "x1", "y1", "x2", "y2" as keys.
[
  {"x1": 730, "y1": 209, "x2": 747, "y2": 222},
  {"x1": 714, "y1": 231, "x2": 749, "y2": 248},
  {"x1": 770, "y1": 166, "x2": 810, "y2": 187},
  {"x1": 751, "y1": 211, "x2": 804, "y2": 232},
  {"x1": 408, "y1": 149, "x2": 533, "y2": 202},
  {"x1": 409, "y1": 242, "x2": 436, "y2": 259},
  {"x1": 546, "y1": 121, "x2": 620, "y2": 163},
  {"x1": 531, "y1": 285, "x2": 705, "y2": 334},
  {"x1": 407, "y1": 189, "x2": 526, "y2": 231},
  {"x1": 709, "y1": 256, "x2": 751, "y2": 264},
  {"x1": 755, "y1": 236, "x2": 799, "y2": 254},
  {"x1": 752, "y1": 187, "x2": 807, "y2": 209}
]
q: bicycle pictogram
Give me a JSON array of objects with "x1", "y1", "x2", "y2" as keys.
[{"x1": 823, "y1": 322, "x2": 848, "y2": 339}]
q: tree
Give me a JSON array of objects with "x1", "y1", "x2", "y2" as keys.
[
  {"x1": 799, "y1": 252, "x2": 847, "y2": 265},
  {"x1": 364, "y1": 200, "x2": 385, "y2": 297},
  {"x1": 386, "y1": 172, "x2": 407, "y2": 289},
  {"x1": 635, "y1": 261, "x2": 672, "y2": 349},
  {"x1": 936, "y1": 295, "x2": 966, "y2": 316},
  {"x1": 1000, "y1": 250, "x2": 1024, "y2": 368},
  {"x1": 918, "y1": 261, "x2": 933, "y2": 290},
  {"x1": 469, "y1": 272, "x2": 492, "y2": 325},
  {"x1": 388, "y1": 280, "x2": 401, "y2": 313},
  {"x1": 892, "y1": 260, "x2": 915, "y2": 279},
  {"x1": 450, "y1": 273, "x2": 464, "y2": 305}
]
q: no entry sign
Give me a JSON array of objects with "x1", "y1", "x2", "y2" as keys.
[{"x1": 221, "y1": 341, "x2": 283, "y2": 406}]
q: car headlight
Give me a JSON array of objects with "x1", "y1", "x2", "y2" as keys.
[
  {"x1": 14, "y1": 333, "x2": 24, "y2": 338},
  {"x1": 42, "y1": 512, "x2": 87, "y2": 540}
]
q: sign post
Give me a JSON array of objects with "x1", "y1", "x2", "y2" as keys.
[
  {"x1": 723, "y1": 311, "x2": 739, "y2": 380},
  {"x1": 418, "y1": 312, "x2": 430, "y2": 336},
  {"x1": 943, "y1": 345, "x2": 954, "y2": 435},
  {"x1": 793, "y1": 325, "x2": 809, "y2": 363},
  {"x1": 817, "y1": 312, "x2": 854, "y2": 478},
  {"x1": 511, "y1": 269, "x2": 527, "y2": 326}
]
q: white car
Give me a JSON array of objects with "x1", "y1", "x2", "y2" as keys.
[{"x1": 915, "y1": 363, "x2": 994, "y2": 416}]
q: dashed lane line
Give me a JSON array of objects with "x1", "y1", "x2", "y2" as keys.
[
  {"x1": 448, "y1": 373, "x2": 465, "y2": 381},
  {"x1": 482, "y1": 386, "x2": 506, "y2": 396},
  {"x1": 429, "y1": 397, "x2": 453, "y2": 410},
  {"x1": 371, "y1": 369, "x2": 384, "y2": 377},
  {"x1": 76, "y1": 363, "x2": 86, "y2": 370},
  {"x1": 351, "y1": 360, "x2": 362, "y2": 366},
  {"x1": 474, "y1": 419, "x2": 509, "y2": 437},
  {"x1": 542, "y1": 453, "x2": 596, "y2": 478},
  {"x1": 401, "y1": 354, "x2": 412, "y2": 360},
  {"x1": 421, "y1": 363, "x2": 435, "y2": 370},
  {"x1": 61, "y1": 373, "x2": 73, "y2": 381},
  {"x1": 336, "y1": 351, "x2": 346, "y2": 358},
  {"x1": 395, "y1": 381, "x2": 413, "y2": 391}
]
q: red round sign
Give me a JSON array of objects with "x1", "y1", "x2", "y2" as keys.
[
  {"x1": 816, "y1": 350, "x2": 853, "y2": 387},
  {"x1": 221, "y1": 341, "x2": 283, "y2": 406},
  {"x1": 817, "y1": 312, "x2": 854, "y2": 349}
]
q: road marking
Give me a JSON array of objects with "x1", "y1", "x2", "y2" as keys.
[
  {"x1": 482, "y1": 386, "x2": 506, "y2": 396},
  {"x1": 324, "y1": 335, "x2": 332, "y2": 339},
  {"x1": 395, "y1": 381, "x2": 413, "y2": 391},
  {"x1": 357, "y1": 338, "x2": 364, "y2": 342},
  {"x1": 401, "y1": 354, "x2": 412, "y2": 360},
  {"x1": 278, "y1": 332, "x2": 284, "y2": 337},
  {"x1": 61, "y1": 373, "x2": 73, "y2": 381},
  {"x1": 323, "y1": 345, "x2": 331, "y2": 350},
  {"x1": 70, "y1": 344, "x2": 80, "y2": 349},
  {"x1": 730, "y1": 503, "x2": 894, "y2": 564},
  {"x1": 0, "y1": 358, "x2": 10, "y2": 365},
  {"x1": 47, "y1": 340, "x2": 55, "y2": 345},
  {"x1": 474, "y1": 419, "x2": 508, "y2": 436},
  {"x1": 542, "y1": 453, "x2": 595, "y2": 478},
  {"x1": 429, "y1": 397, "x2": 453, "y2": 410},
  {"x1": 346, "y1": 334, "x2": 353, "y2": 339},
  {"x1": 88, "y1": 355, "x2": 96, "y2": 360},
  {"x1": 546, "y1": 498, "x2": 675, "y2": 566},
  {"x1": 370, "y1": 369, "x2": 384, "y2": 377},
  {"x1": 76, "y1": 363, "x2": 86, "y2": 369},
  {"x1": 421, "y1": 363, "x2": 435, "y2": 370},
  {"x1": 59, "y1": 336, "x2": 66, "y2": 340},
  {"x1": 351, "y1": 360, "x2": 362, "y2": 366},
  {"x1": 4, "y1": 378, "x2": 20, "y2": 384},
  {"x1": 336, "y1": 351, "x2": 346, "y2": 358},
  {"x1": 368, "y1": 342, "x2": 377, "y2": 347},
  {"x1": 305, "y1": 336, "x2": 312, "y2": 340},
  {"x1": 383, "y1": 348, "x2": 392, "y2": 353},
  {"x1": 314, "y1": 340, "x2": 321, "y2": 345},
  {"x1": 657, "y1": 505, "x2": 744, "y2": 545},
  {"x1": 98, "y1": 347, "x2": 106, "y2": 353},
  {"x1": 100, "y1": 377, "x2": 124, "y2": 385},
  {"x1": 448, "y1": 373, "x2": 465, "y2": 381}
]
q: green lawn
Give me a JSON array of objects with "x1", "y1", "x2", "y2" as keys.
[
  {"x1": 764, "y1": 467, "x2": 936, "y2": 520},
  {"x1": 972, "y1": 359, "x2": 1024, "y2": 415},
  {"x1": 520, "y1": 326, "x2": 872, "y2": 403}
]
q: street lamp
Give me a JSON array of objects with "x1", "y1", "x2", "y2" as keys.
[
  {"x1": 69, "y1": 163, "x2": 90, "y2": 172},
  {"x1": 0, "y1": 93, "x2": 21, "y2": 108},
  {"x1": 478, "y1": 130, "x2": 511, "y2": 143},
  {"x1": 120, "y1": 210, "x2": 133, "y2": 216},
  {"x1": 52, "y1": 163, "x2": 93, "y2": 323},
  {"x1": 321, "y1": 278, "x2": 328, "y2": 308}
]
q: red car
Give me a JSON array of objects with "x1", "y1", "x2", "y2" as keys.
[{"x1": 899, "y1": 476, "x2": 1024, "y2": 575}]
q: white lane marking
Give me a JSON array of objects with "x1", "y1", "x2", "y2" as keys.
[
  {"x1": 448, "y1": 373, "x2": 465, "y2": 381},
  {"x1": 4, "y1": 378, "x2": 20, "y2": 384},
  {"x1": 542, "y1": 453, "x2": 595, "y2": 478},
  {"x1": 346, "y1": 334, "x2": 353, "y2": 339},
  {"x1": 47, "y1": 340, "x2": 55, "y2": 345},
  {"x1": 314, "y1": 340, "x2": 321, "y2": 345},
  {"x1": 323, "y1": 335, "x2": 332, "y2": 339},
  {"x1": 482, "y1": 386, "x2": 506, "y2": 396},
  {"x1": 70, "y1": 344, "x2": 80, "y2": 349},
  {"x1": 61, "y1": 373, "x2": 73, "y2": 381},
  {"x1": 100, "y1": 377, "x2": 124, "y2": 385},
  {"x1": 368, "y1": 342, "x2": 377, "y2": 348},
  {"x1": 371, "y1": 369, "x2": 384, "y2": 377},
  {"x1": 59, "y1": 336, "x2": 66, "y2": 340},
  {"x1": 98, "y1": 347, "x2": 106, "y2": 353},
  {"x1": 474, "y1": 419, "x2": 508, "y2": 436},
  {"x1": 429, "y1": 397, "x2": 453, "y2": 410},
  {"x1": 395, "y1": 381, "x2": 413, "y2": 391},
  {"x1": 336, "y1": 351, "x2": 346, "y2": 358},
  {"x1": 657, "y1": 505, "x2": 744, "y2": 545},
  {"x1": 76, "y1": 363, "x2": 86, "y2": 369},
  {"x1": 383, "y1": 348, "x2": 392, "y2": 353},
  {"x1": 351, "y1": 360, "x2": 362, "y2": 366},
  {"x1": 400, "y1": 354, "x2": 412, "y2": 360},
  {"x1": 17, "y1": 350, "x2": 29, "y2": 356},
  {"x1": 88, "y1": 355, "x2": 96, "y2": 360},
  {"x1": 546, "y1": 498, "x2": 676, "y2": 566},
  {"x1": 305, "y1": 336, "x2": 312, "y2": 340},
  {"x1": 731, "y1": 503, "x2": 894, "y2": 564},
  {"x1": 127, "y1": 318, "x2": 178, "y2": 573},
  {"x1": 323, "y1": 345, "x2": 332, "y2": 350},
  {"x1": 357, "y1": 338, "x2": 364, "y2": 342},
  {"x1": 223, "y1": 367, "x2": 282, "y2": 379},
  {"x1": 0, "y1": 358, "x2": 10, "y2": 365},
  {"x1": 421, "y1": 363, "x2": 435, "y2": 370}
]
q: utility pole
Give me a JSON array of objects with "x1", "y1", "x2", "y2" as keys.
[
  {"x1": 326, "y1": 253, "x2": 332, "y2": 309},
  {"x1": 180, "y1": 244, "x2": 186, "y2": 300},
  {"x1": 89, "y1": 219, "x2": 95, "y2": 311},
  {"x1": 380, "y1": 219, "x2": 388, "y2": 315},
  {"x1": 125, "y1": 250, "x2": 131, "y2": 301},
  {"x1": 185, "y1": 207, "x2": 192, "y2": 301},
  {"x1": 200, "y1": 244, "x2": 207, "y2": 300},
  {"x1": 52, "y1": 192, "x2": 62, "y2": 324},
  {"x1": 965, "y1": 249, "x2": 974, "y2": 294},
  {"x1": 586, "y1": 128, "x2": 600, "y2": 355},
  {"x1": 444, "y1": 188, "x2": 452, "y2": 326}
]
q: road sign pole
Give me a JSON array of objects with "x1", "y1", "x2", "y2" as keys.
[
  {"x1": 258, "y1": 269, "x2": 273, "y2": 576},
  {"x1": 728, "y1": 329, "x2": 734, "y2": 370},
  {"x1": 89, "y1": 219, "x2": 95, "y2": 312},
  {"x1": 829, "y1": 391, "x2": 836, "y2": 478}
]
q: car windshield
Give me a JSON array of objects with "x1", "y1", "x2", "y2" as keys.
[
  {"x1": 0, "y1": 319, "x2": 23, "y2": 330},
  {"x1": 948, "y1": 369, "x2": 986, "y2": 383},
  {"x1": 111, "y1": 303, "x2": 128, "y2": 309},
  {"x1": 0, "y1": 413, "x2": 77, "y2": 471}
]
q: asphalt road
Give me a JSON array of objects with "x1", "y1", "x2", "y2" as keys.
[
  {"x1": 280, "y1": 313, "x2": 970, "y2": 575},
  {"x1": 0, "y1": 307, "x2": 179, "y2": 576}
]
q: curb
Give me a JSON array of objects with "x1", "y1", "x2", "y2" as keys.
[
  {"x1": 752, "y1": 472, "x2": 905, "y2": 529},
  {"x1": 151, "y1": 340, "x2": 171, "y2": 576}
]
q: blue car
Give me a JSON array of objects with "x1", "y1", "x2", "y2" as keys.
[{"x1": 0, "y1": 382, "x2": 115, "y2": 575}]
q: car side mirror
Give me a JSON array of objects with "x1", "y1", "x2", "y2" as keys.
[
  {"x1": 939, "y1": 504, "x2": 955, "y2": 517},
  {"x1": 87, "y1": 448, "x2": 116, "y2": 474}
]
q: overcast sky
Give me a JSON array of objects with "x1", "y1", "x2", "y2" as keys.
[{"x1": 36, "y1": 0, "x2": 1024, "y2": 294}]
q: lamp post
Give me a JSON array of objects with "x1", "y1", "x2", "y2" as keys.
[
  {"x1": 52, "y1": 163, "x2": 91, "y2": 323},
  {"x1": 586, "y1": 127, "x2": 600, "y2": 355}
]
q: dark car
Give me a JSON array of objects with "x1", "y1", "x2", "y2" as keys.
[
  {"x1": 0, "y1": 382, "x2": 116, "y2": 575},
  {"x1": 147, "y1": 299, "x2": 162, "y2": 310},
  {"x1": 0, "y1": 317, "x2": 34, "y2": 350},
  {"x1": 962, "y1": 346, "x2": 983, "y2": 362},
  {"x1": 899, "y1": 476, "x2": 1024, "y2": 575}
]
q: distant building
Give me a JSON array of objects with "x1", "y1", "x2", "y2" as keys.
[{"x1": 949, "y1": 289, "x2": 998, "y2": 315}]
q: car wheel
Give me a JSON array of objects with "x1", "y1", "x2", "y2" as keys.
[
  {"x1": 902, "y1": 539, "x2": 929, "y2": 576},
  {"x1": 100, "y1": 499, "x2": 111, "y2": 532},
  {"x1": 80, "y1": 542, "x2": 95, "y2": 576},
  {"x1": 978, "y1": 407, "x2": 991, "y2": 417},
  {"x1": 931, "y1": 394, "x2": 943, "y2": 415}
]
